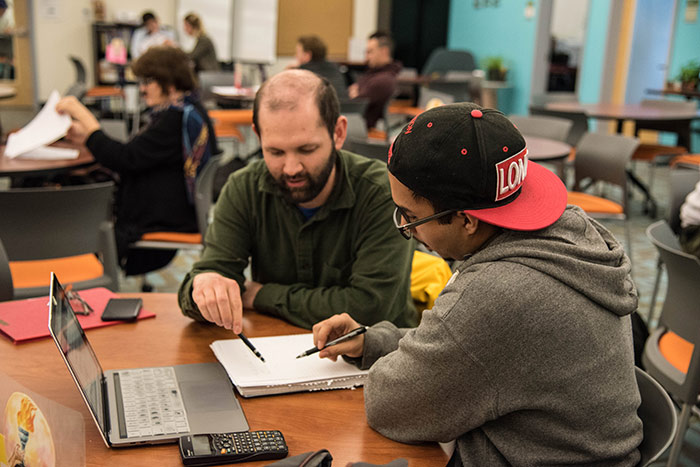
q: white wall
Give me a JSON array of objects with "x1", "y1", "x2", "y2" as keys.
[
  {"x1": 32, "y1": 0, "x2": 375, "y2": 101},
  {"x1": 32, "y1": 0, "x2": 176, "y2": 101}
]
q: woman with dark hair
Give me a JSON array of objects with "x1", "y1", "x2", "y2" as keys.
[
  {"x1": 183, "y1": 13, "x2": 219, "y2": 73},
  {"x1": 57, "y1": 45, "x2": 219, "y2": 275}
]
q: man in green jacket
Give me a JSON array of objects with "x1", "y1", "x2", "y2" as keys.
[{"x1": 178, "y1": 69, "x2": 416, "y2": 331}]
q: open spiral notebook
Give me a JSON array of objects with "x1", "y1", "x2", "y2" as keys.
[{"x1": 210, "y1": 333, "x2": 368, "y2": 398}]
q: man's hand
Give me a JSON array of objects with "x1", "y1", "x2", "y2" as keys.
[
  {"x1": 312, "y1": 313, "x2": 365, "y2": 361},
  {"x1": 191, "y1": 272, "x2": 244, "y2": 333},
  {"x1": 241, "y1": 280, "x2": 263, "y2": 310},
  {"x1": 56, "y1": 96, "x2": 101, "y2": 145},
  {"x1": 348, "y1": 84, "x2": 359, "y2": 99}
]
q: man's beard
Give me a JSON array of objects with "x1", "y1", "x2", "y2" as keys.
[{"x1": 275, "y1": 149, "x2": 337, "y2": 204}]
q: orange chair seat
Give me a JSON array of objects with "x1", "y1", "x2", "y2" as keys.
[
  {"x1": 567, "y1": 191, "x2": 624, "y2": 214},
  {"x1": 9, "y1": 254, "x2": 104, "y2": 288},
  {"x1": 632, "y1": 143, "x2": 687, "y2": 161},
  {"x1": 671, "y1": 154, "x2": 700, "y2": 167},
  {"x1": 368, "y1": 128, "x2": 388, "y2": 141},
  {"x1": 659, "y1": 331, "x2": 693, "y2": 374},
  {"x1": 140, "y1": 232, "x2": 202, "y2": 244}
]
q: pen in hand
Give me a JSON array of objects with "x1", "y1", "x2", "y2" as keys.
[
  {"x1": 238, "y1": 333, "x2": 265, "y2": 363},
  {"x1": 296, "y1": 326, "x2": 368, "y2": 359}
]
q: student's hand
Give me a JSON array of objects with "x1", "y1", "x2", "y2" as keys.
[
  {"x1": 312, "y1": 313, "x2": 365, "y2": 361},
  {"x1": 241, "y1": 280, "x2": 263, "y2": 310},
  {"x1": 191, "y1": 272, "x2": 244, "y2": 333},
  {"x1": 348, "y1": 84, "x2": 359, "y2": 99},
  {"x1": 56, "y1": 96, "x2": 101, "y2": 143}
]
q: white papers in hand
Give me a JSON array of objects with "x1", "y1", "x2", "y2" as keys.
[
  {"x1": 5, "y1": 90, "x2": 72, "y2": 158},
  {"x1": 211, "y1": 333, "x2": 368, "y2": 387},
  {"x1": 16, "y1": 146, "x2": 79, "y2": 160}
]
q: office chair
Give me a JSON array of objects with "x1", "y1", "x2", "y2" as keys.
[
  {"x1": 344, "y1": 137, "x2": 390, "y2": 163},
  {"x1": 528, "y1": 102, "x2": 589, "y2": 148},
  {"x1": 65, "y1": 56, "x2": 88, "y2": 100},
  {"x1": 198, "y1": 71, "x2": 236, "y2": 109},
  {"x1": 508, "y1": 114, "x2": 573, "y2": 143},
  {"x1": 635, "y1": 367, "x2": 677, "y2": 467},
  {"x1": 422, "y1": 48, "x2": 476, "y2": 76},
  {"x1": 421, "y1": 48, "x2": 477, "y2": 103},
  {"x1": 0, "y1": 238, "x2": 13, "y2": 301},
  {"x1": 629, "y1": 99, "x2": 695, "y2": 211},
  {"x1": 131, "y1": 155, "x2": 222, "y2": 251},
  {"x1": 339, "y1": 98, "x2": 369, "y2": 115},
  {"x1": 643, "y1": 220, "x2": 700, "y2": 467},
  {"x1": 0, "y1": 182, "x2": 119, "y2": 299},
  {"x1": 648, "y1": 168, "x2": 700, "y2": 326},
  {"x1": 566, "y1": 132, "x2": 639, "y2": 258}
]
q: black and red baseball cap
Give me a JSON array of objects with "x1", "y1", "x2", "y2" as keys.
[{"x1": 387, "y1": 102, "x2": 567, "y2": 231}]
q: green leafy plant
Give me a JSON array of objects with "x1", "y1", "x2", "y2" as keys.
[
  {"x1": 677, "y1": 59, "x2": 700, "y2": 89},
  {"x1": 482, "y1": 56, "x2": 507, "y2": 81}
]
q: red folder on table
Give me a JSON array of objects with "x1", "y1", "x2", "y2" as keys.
[{"x1": 0, "y1": 288, "x2": 155, "y2": 344}]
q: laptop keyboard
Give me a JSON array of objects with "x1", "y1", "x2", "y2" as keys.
[{"x1": 116, "y1": 367, "x2": 190, "y2": 438}]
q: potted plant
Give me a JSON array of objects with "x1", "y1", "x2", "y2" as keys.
[
  {"x1": 482, "y1": 56, "x2": 508, "y2": 81},
  {"x1": 677, "y1": 59, "x2": 700, "y2": 91}
]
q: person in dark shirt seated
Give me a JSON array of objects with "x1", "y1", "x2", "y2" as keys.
[
  {"x1": 348, "y1": 31, "x2": 401, "y2": 130},
  {"x1": 290, "y1": 35, "x2": 348, "y2": 99},
  {"x1": 56, "y1": 46, "x2": 218, "y2": 275}
]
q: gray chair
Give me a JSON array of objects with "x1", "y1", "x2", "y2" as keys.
[
  {"x1": 422, "y1": 48, "x2": 476, "y2": 75},
  {"x1": 65, "y1": 56, "x2": 88, "y2": 100},
  {"x1": 421, "y1": 48, "x2": 477, "y2": 103},
  {"x1": 643, "y1": 219, "x2": 700, "y2": 467},
  {"x1": 648, "y1": 168, "x2": 700, "y2": 324},
  {"x1": 508, "y1": 114, "x2": 573, "y2": 142},
  {"x1": 198, "y1": 71, "x2": 235, "y2": 109},
  {"x1": 567, "y1": 132, "x2": 640, "y2": 257},
  {"x1": 635, "y1": 366, "x2": 677, "y2": 467},
  {"x1": 529, "y1": 103, "x2": 589, "y2": 147},
  {"x1": 339, "y1": 98, "x2": 369, "y2": 115},
  {"x1": 131, "y1": 155, "x2": 222, "y2": 251},
  {"x1": 0, "y1": 182, "x2": 119, "y2": 298},
  {"x1": 0, "y1": 238, "x2": 13, "y2": 302},
  {"x1": 345, "y1": 137, "x2": 390, "y2": 163},
  {"x1": 344, "y1": 114, "x2": 368, "y2": 142}
]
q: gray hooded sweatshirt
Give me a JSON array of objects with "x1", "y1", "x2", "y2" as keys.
[{"x1": 357, "y1": 206, "x2": 642, "y2": 466}]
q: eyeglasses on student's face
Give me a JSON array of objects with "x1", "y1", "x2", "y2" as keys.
[{"x1": 393, "y1": 206, "x2": 456, "y2": 240}]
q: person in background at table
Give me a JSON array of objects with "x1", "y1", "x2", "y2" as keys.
[
  {"x1": 183, "y1": 12, "x2": 220, "y2": 74},
  {"x1": 313, "y1": 103, "x2": 642, "y2": 465},
  {"x1": 56, "y1": 46, "x2": 218, "y2": 276},
  {"x1": 679, "y1": 177, "x2": 700, "y2": 258},
  {"x1": 178, "y1": 69, "x2": 416, "y2": 331},
  {"x1": 289, "y1": 35, "x2": 347, "y2": 99},
  {"x1": 130, "y1": 11, "x2": 177, "y2": 59},
  {"x1": 348, "y1": 31, "x2": 401, "y2": 130}
]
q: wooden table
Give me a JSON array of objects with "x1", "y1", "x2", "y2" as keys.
[
  {"x1": 0, "y1": 293, "x2": 447, "y2": 466},
  {"x1": 544, "y1": 101, "x2": 700, "y2": 148},
  {"x1": 0, "y1": 141, "x2": 95, "y2": 177},
  {"x1": 525, "y1": 135, "x2": 572, "y2": 180}
]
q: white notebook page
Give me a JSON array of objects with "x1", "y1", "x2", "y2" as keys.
[{"x1": 210, "y1": 333, "x2": 367, "y2": 387}]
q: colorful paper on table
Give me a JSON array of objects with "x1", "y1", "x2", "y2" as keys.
[{"x1": 0, "y1": 288, "x2": 155, "y2": 344}]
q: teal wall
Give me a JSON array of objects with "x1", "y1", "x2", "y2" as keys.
[
  {"x1": 578, "y1": 0, "x2": 612, "y2": 103},
  {"x1": 447, "y1": 0, "x2": 613, "y2": 113},
  {"x1": 447, "y1": 0, "x2": 538, "y2": 115},
  {"x1": 669, "y1": 0, "x2": 700, "y2": 81}
]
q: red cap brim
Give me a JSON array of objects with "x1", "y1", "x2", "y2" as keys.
[{"x1": 464, "y1": 161, "x2": 567, "y2": 231}]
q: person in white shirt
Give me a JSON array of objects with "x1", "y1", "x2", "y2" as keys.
[
  {"x1": 679, "y1": 176, "x2": 700, "y2": 258},
  {"x1": 130, "y1": 11, "x2": 176, "y2": 60}
]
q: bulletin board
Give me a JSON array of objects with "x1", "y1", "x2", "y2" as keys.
[{"x1": 276, "y1": 0, "x2": 354, "y2": 59}]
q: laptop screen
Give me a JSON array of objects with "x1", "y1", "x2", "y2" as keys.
[{"x1": 48, "y1": 273, "x2": 108, "y2": 436}]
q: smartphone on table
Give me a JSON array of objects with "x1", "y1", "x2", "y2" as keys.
[{"x1": 101, "y1": 298, "x2": 143, "y2": 321}]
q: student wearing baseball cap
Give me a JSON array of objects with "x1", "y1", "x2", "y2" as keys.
[{"x1": 312, "y1": 103, "x2": 642, "y2": 465}]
